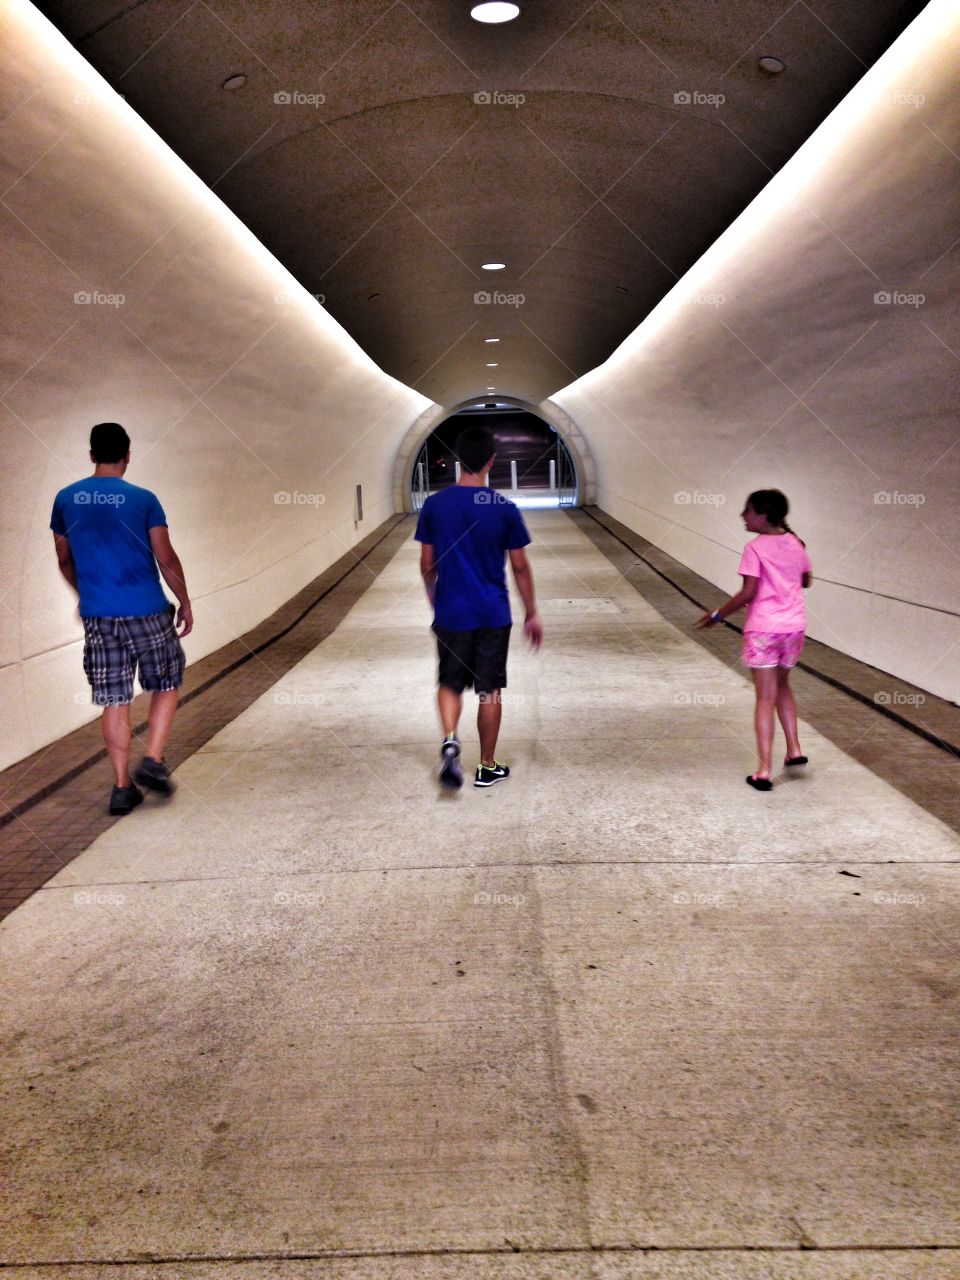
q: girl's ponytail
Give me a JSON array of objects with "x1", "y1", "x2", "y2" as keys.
[{"x1": 781, "y1": 520, "x2": 805, "y2": 547}]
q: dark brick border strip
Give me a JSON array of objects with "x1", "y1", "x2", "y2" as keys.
[
  {"x1": 0, "y1": 516, "x2": 413, "y2": 917},
  {"x1": 572, "y1": 506, "x2": 960, "y2": 833}
]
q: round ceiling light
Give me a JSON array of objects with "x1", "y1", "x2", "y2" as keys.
[
  {"x1": 222, "y1": 73, "x2": 247, "y2": 90},
  {"x1": 481, "y1": 262, "x2": 506, "y2": 270},
  {"x1": 758, "y1": 55, "x2": 786, "y2": 73},
  {"x1": 471, "y1": 3, "x2": 520, "y2": 24}
]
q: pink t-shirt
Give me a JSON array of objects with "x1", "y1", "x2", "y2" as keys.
[{"x1": 738, "y1": 533, "x2": 812, "y2": 633}]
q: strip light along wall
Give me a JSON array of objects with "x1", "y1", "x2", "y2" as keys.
[
  {"x1": 566, "y1": 0, "x2": 956, "y2": 389},
  {"x1": 8, "y1": 0, "x2": 432, "y2": 405}
]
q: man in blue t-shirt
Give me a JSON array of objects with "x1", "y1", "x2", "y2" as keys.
[
  {"x1": 415, "y1": 424, "x2": 543, "y2": 790},
  {"x1": 50, "y1": 422, "x2": 193, "y2": 816}
]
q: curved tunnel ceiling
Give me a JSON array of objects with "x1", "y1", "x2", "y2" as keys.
[{"x1": 39, "y1": 0, "x2": 925, "y2": 409}]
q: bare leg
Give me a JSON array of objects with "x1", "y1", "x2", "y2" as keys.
[
  {"x1": 751, "y1": 668, "x2": 779, "y2": 780},
  {"x1": 775, "y1": 667, "x2": 802, "y2": 759},
  {"x1": 478, "y1": 690, "x2": 502, "y2": 766},
  {"x1": 438, "y1": 685, "x2": 462, "y2": 738},
  {"x1": 146, "y1": 689, "x2": 179, "y2": 761},
  {"x1": 102, "y1": 705, "x2": 132, "y2": 787}
]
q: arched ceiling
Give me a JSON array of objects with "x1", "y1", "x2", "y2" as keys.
[{"x1": 39, "y1": 0, "x2": 925, "y2": 408}]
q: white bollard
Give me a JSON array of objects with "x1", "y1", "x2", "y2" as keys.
[
  {"x1": 454, "y1": 460, "x2": 461, "y2": 482},
  {"x1": 549, "y1": 459, "x2": 556, "y2": 491},
  {"x1": 510, "y1": 460, "x2": 518, "y2": 492}
]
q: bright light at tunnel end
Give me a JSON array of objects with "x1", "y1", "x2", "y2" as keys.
[{"x1": 471, "y1": 3, "x2": 521, "y2": 23}]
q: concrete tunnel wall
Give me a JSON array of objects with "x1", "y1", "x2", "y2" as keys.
[
  {"x1": 551, "y1": 0, "x2": 960, "y2": 706},
  {"x1": 0, "y1": 1, "x2": 434, "y2": 771}
]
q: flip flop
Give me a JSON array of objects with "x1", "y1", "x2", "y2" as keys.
[
  {"x1": 746, "y1": 774, "x2": 773, "y2": 791},
  {"x1": 784, "y1": 755, "x2": 808, "y2": 767}
]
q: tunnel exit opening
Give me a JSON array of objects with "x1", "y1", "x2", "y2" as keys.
[{"x1": 410, "y1": 401, "x2": 578, "y2": 512}]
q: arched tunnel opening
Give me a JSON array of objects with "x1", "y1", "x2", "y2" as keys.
[{"x1": 410, "y1": 401, "x2": 578, "y2": 511}]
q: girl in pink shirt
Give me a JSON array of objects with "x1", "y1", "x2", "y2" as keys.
[{"x1": 695, "y1": 489, "x2": 813, "y2": 791}]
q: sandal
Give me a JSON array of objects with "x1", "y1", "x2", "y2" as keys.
[{"x1": 746, "y1": 775, "x2": 773, "y2": 791}]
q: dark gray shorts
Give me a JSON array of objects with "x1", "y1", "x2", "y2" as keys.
[{"x1": 433, "y1": 624, "x2": 511, "y2": 695}]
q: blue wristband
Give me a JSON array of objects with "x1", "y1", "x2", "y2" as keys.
[{"x1": 711, "y1": 610, "x2": 723, "y2": 623}]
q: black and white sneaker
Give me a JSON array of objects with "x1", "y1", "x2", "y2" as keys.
[
  {"x1": 439, "y1": 736, "x2": 463, "y2": 790},
  {"x1": 474, "y1": 760, "x2": 510, "y2": 788}
]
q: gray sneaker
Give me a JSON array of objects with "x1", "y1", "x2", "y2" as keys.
[
  {"x1": 438, "y1": 737, "x2": 463, "y2": 790},
  {"x1": 133, "y1": 756, "x2": 176, "y2": 795}
]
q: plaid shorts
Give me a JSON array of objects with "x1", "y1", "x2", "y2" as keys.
[{"x1": 82, "y1": 606, "x2": 185, "y2": 706}]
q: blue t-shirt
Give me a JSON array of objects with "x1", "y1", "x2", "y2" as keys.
[
  {"x1": 414, "y1": 486, "x2": 531, "y2": 630},
  {"x1": 50, "y1": 477, "x2": 170, "y2": 619}
]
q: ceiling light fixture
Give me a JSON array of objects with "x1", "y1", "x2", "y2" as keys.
[
  {"x1": 471, "y1": 3, "x2": 520, "y2": 24},
  {"x1": 222, "y1": 73, "x2": 247, "y2": 90},
  {"x1": 758, "y1": 55, "x2": 786, "y2": 73},
  {"x1": 484, "y1": 337, "x2": 500, "y2": 343},
  {"x1": 486, "y1": 362, "x2": 498, "y2": 367},
  {"x1": 481, "y1": 262, "x2": 505, "y2": 270}
]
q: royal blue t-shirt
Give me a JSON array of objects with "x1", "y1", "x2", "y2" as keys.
[
  {"x1": 50, "y1": 477, "x2": 170, "y2": 619},
  {"x1": 414, "y1": 485, "x2": 531, "y2": 630}
]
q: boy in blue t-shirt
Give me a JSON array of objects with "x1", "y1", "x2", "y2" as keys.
[
  {"x1": 50, "y1": 422, "x2": 193, "y2": 816},
  {"x1": 415, "y1": 425, "x2": 543, "y2": 790}
]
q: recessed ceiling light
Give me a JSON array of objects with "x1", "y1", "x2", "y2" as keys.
[
  {"x1": 487, "y1": 386, "x2": 495, "y2": 391},
  {"x1": 486, "y1": 362, "x2": 498, "y2": 367},
  {"x1": 758, "y1": 55, "x2": 786, "y2": 73},
  {"x1": 481, "y1": 262, "x2": 506, "y2": 271},
  {"x1": 484, "y1": 337, "x2": 500, "y2": 343},
  {"x1": 222, "y1": 73, "x2": 247, "y2": 90},
  {"x1": 616, "y1": 285, "x2": 629, "y2": 294},
  {"x1": 471, "y1": 3, "x2": 520, "y2": 24}
]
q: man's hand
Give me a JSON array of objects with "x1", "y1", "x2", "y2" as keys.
[
  {"x1": 524, "y1": 610, "x2": 543, "y2": 650},
  {"x1": 176, "y1": 601, "x2": 193, "y2": 637}
]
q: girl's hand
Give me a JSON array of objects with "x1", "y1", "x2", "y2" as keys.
[{"x1": 694, "y1": 611, "x2": 715, "y2": 630}]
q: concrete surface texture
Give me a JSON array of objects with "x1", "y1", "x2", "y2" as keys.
[{"x1": 2, "y1": 511, "x2": 958, "y2": 1277}]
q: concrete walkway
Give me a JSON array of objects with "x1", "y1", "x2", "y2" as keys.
[{"x1": 2, "y1": 511, "x2": 958, "y2": 1278}]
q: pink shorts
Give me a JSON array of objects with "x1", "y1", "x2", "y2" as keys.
[{"x1": 742, "y1": 630, "x2": 805, "y2": 669}]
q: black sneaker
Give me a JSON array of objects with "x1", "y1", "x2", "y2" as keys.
[
  {"x1": 439, "y1": 737, "x2": 463, "y2": 790},
  {"x1": 109, "y1": 783, "x2": 144, "y2": 816},
  {"x1": 134, "y1": 755, "x2": 176, "y2": 795},
  {"x1": 474, "y1": 761, "x2": 510, "y2": 788}
]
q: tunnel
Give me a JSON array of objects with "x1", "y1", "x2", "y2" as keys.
[{"x1": 1, "y1": 0, "x2": 959, "y2": 1274}]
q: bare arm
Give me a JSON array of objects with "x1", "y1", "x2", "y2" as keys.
[
  {"x1": 802, "y1": 571, "x2": 812, "y2": 589},
  {"x1": 419, "y1": 542, "x2": 437, "y2": 608},
  {"x1": 694, "y1": 574, "x2": 758, "y2": 629},
  {"x1": 508, "y1": 547, "x2": 543, "y2": 650},
  {"x1": 149, "y1": 525, "x2": 193, "y2": 636},
  {"x1": 53, "y1": 532, "x2": 78, "y2": 593}
]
